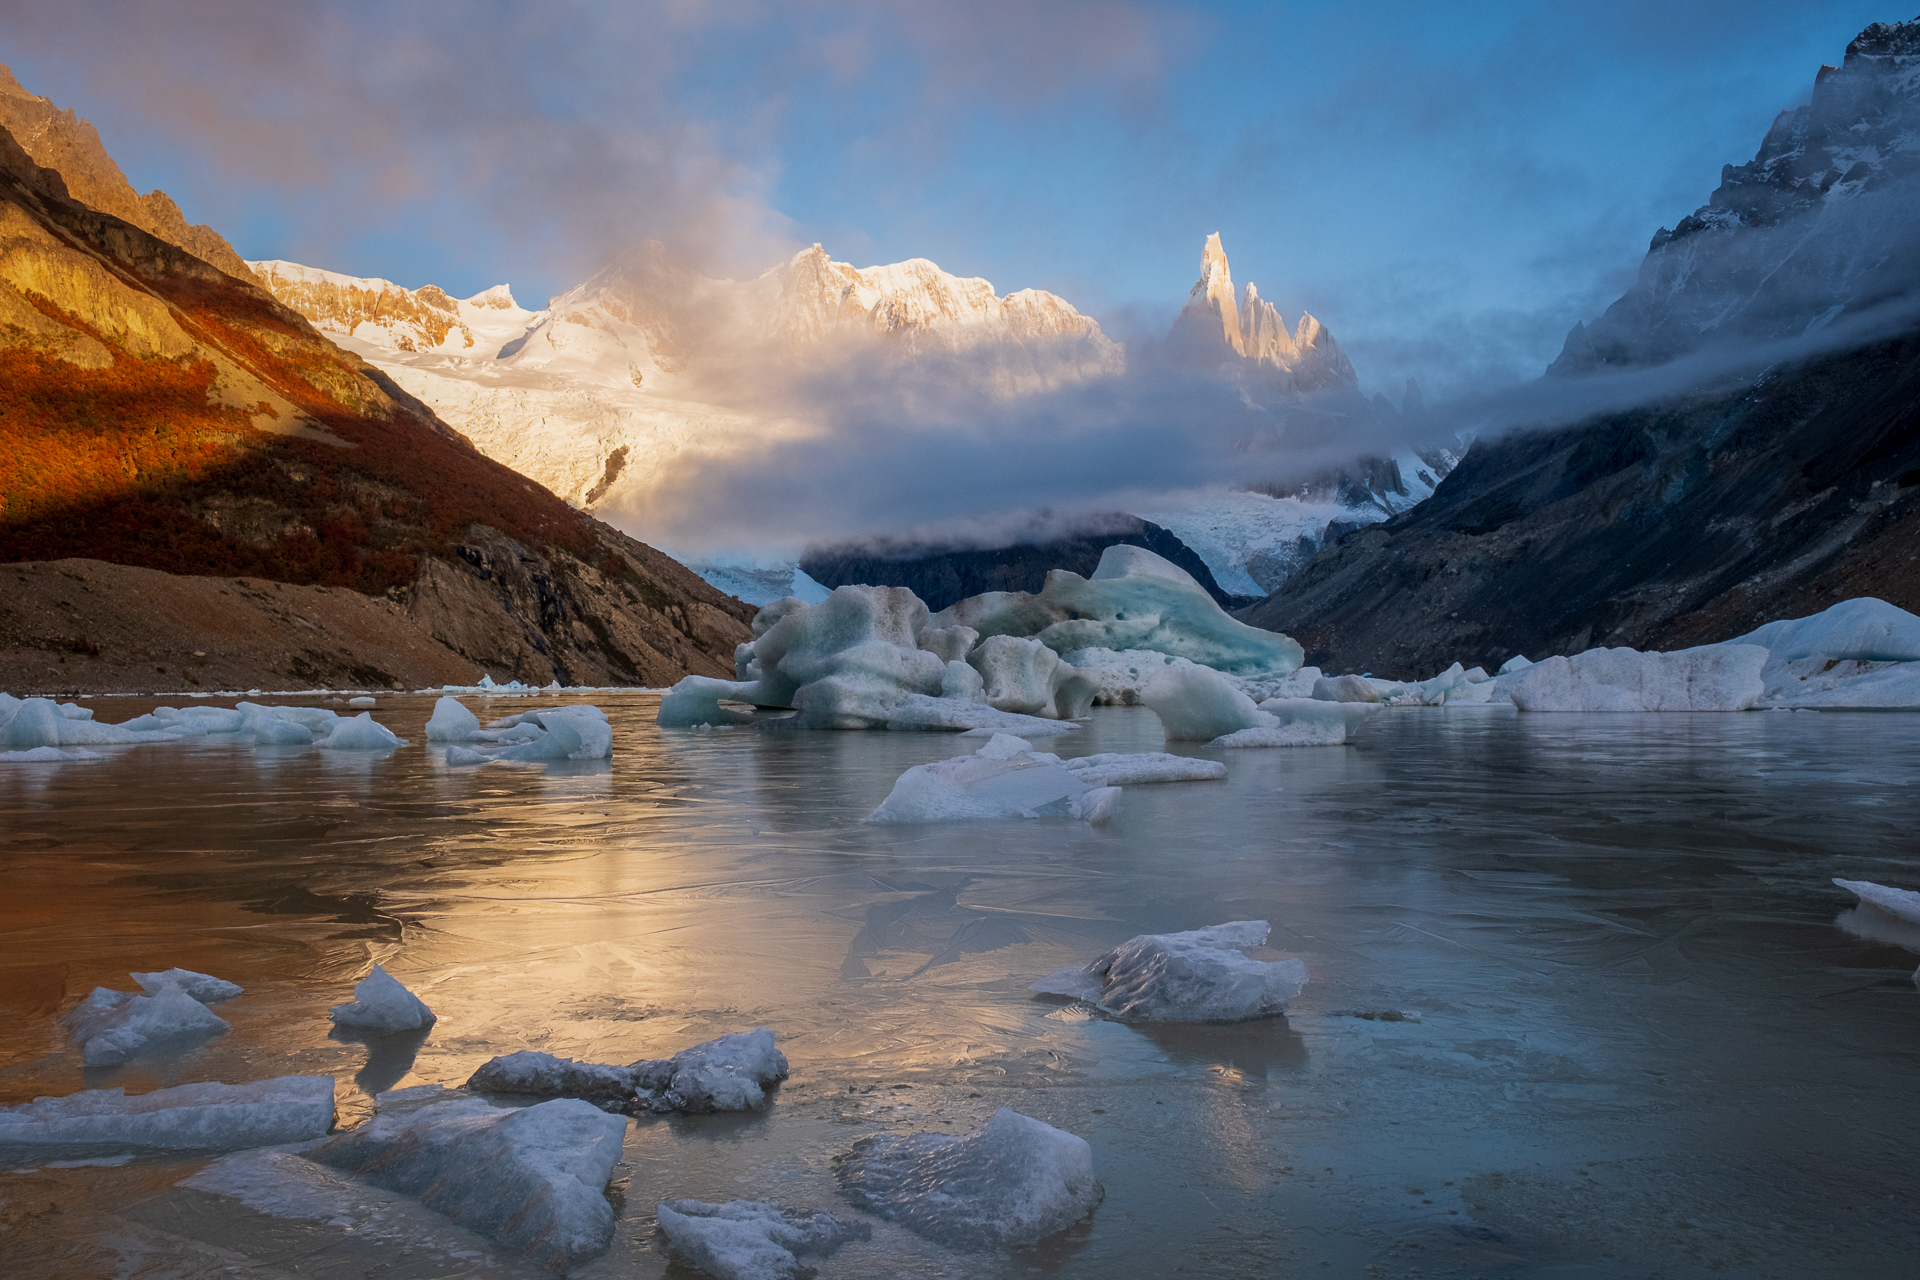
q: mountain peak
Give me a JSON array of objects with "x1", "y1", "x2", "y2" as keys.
[{"x1": 1169, "y1": 233, "x2": 1355, "y2": 391}]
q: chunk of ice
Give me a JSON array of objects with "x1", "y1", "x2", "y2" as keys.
[
  {"x1": 1139, "y1": 666, "x2": 1273, "y2": 741},
  {"x1": 1312, "y1": 674, "x2": 1381, "y2": 703},
  {"x1": 1031, "y1": 921, "x2": 1308, "y2": 1021},
  {"x1": 1834, "y1": 878, "x2": 1920, "y2": 925},
  {"x1": 424, "y1": 696, "x2": 484, "y2": 741},
  {"x1": 1060, "y1": 752, "x2": 1226, "y2": 786},
  {"x1": 1729, "y1": 597, "x2": 1920, "y2": 663},
  {"x1": 0, "y1": 1076, "x2": 334, "y2": 1153},
  {"x1": 655, "y1": 1198, "x2": 869, "y2": 1280},
  {"x1": 1069, "y1": 786, "x2": 1123, "y2": 824},
  {"x1": 834, "y1": 1108, "x2": 1100, "y2": 1249},
  {"x1": 316, "y1": 712, "x2": 407, "y2": 750},
  {"x1": 467, "y1": 1027, "x2": 789, "y2": 1115},
  {"x1": 328, "y1": 963, "x2": 436, "y2": 1032},
  {"x1": 308, "y1": 1092, "x2": 626, "y2": 1272},
  {"x1": 63, "y1": 979, "x2": 231, "y2": 1064},
  {"x1": 1509, "y1": 645, "x2": 1767, "y2": 712},
  {"x1": 865, "y1": 740, "x2": 1093, "y2": 823},
  {"x1": 131, "y1": 969, "x2": 242, "y2": 1003},
  {"x1": 658, "y1": 676, "x2": 755, "y2": 728}
]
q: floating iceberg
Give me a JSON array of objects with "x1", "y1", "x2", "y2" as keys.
[
  {"x1": 1731, "y1": 597, "x2": 1920, "y2": 664},
  {"x1": 1031, "y1": 921, "x2": 1309, "y2": 1021},
  {"x1": 328, "y1": 964, "x2": 436, "y2": 1033},
  {"x1": 1060, "y1": 752, "x2": 1227, "y2": 787},
  {"x1": 834, "y1": 1108, "x2": 1100, "y2": 1249},
  {"x1": 1312, "y1": 673, "x2": 1381, "y2": 703},
  {"x1": 131, "y1": 968, "x2": 242, "y2": 1003},
  {"x1": 0, "y1": 695, "x2": 181, "y2": 751},
  {"x1": 967, "y1": 635, "x2": 1097, "y2": 719},
  {"x1": 1508, "y1": 645, "x2": 1767, "y2": 712},
  {"x1": 930, "y1": 545, "x2": 1302, "y2": 676},
  {"x1": 1834, "y1": 878, "x2": 1920, "y2": 925},
  {"x1": 0, "y1": 1076, "x2": 334, "y2": 1153},
  {"x1": 63, "y1": 977, "x2": 232, "y2": 1065},
  {"x1": 865, "y1": 735, "x2": 1114, "y2": 823},
  {"x1": 316, "y1": 712, "x2": 407, "y2": 750},
  {"x1": 466, "y1": 1027, "x2": 790, "y2": 1115},
  {"x1": 424, "y1": 696, "x2": 484, "y2": 741},
  {"x1": 308, "y1": 1091, "x2": 627, "y2": 1273},
  {"x1": 655, "y1": 1199, "x2": 869, "y2": 1280},
  {"x1": 1137, "y1": 668, "x2": 1355, "y2": 746},
  {"x1": 657, "y1": 676, "x2": 756, "y2": 728}
]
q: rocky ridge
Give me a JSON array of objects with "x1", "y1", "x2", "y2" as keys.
[
  {"x1": 0, "y1": 65, "x2": 258, "y2": 285},
  {"x1": 1170, "y1": 232, "x2": 1357, "y2": 393}
]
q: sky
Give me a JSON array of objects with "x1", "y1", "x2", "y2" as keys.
[{"x1": 0, "y1": 0, "x2": 1897, "y2": 403}]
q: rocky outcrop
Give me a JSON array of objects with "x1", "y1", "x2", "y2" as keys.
[
  {"x1": 249, "y1": 260, "x2": 496, "y2": 354},
  {"x1": 1549, "y1": 18, "x2": 1920, "y2": 376},
  {"x1": 0, "y1": 94, "x2": 752, "y2": 688},
  {"x1": 0, "y1": 63, "x2": 259, "y2": 285}
]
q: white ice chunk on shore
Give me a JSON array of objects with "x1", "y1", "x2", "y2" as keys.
[
  {"x1": 132, "y1": 969, "x2": 242, "y2": 1003},
  {"x1": 63, "y1": 979, "x2": 231, "y2": 1064},
  {"x1": 308, "y1": 1092, "x2": 626, "y2": 1272},
  {"x1": 1834, "y1": 878, "x2": 1920, "y2": 925},
  {"x1": 328, "y1": 964, "x2": 435, "y2": 1032},
  {"x1": 1508, "y1": 645, "x2": 1767, "y2": 712},
  {"x1": 317, "y1": 712, "x2": 407, "y2": 750},
  {"x1": 656, "y1": 1199, "x2": 870, "y2": 1280},
  {"x1": 1061, "y1": 752, "x2": 1227, "y2": 786},
  {"x1": 834, "y1": 1108, "x2": 1099, "y2": 1249},
  {"x1": 0, "y1": 1076, "x2": 334, "y2": 1153},
  {"x1": 424, "y1": 696, "x2": 484, "y2": 741},
  {"x1": 467, "y1": 1027, "x2": 790, "y2": 1115},
  {"x1": 1032, "y1": 921, "x2": 1308, "y2": 1022},
  {"x1": 866, "y1": 737, "x2": 1098, "y2": 823}
]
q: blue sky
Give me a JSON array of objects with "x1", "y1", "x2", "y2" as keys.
[{"x1": 0, "y1": 1, "x2": 1897, "y2": 398}]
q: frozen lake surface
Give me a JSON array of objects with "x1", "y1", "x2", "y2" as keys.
[{"x1": 2, "y1": 694, "x2": 1918, "y2": 1277}]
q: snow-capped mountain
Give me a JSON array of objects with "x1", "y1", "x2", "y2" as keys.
[
  {"x1": 1170, "y1": 232, "x2": 1357, "y2": 392},
  {"x1": 252, "y1": 243, "x2": 1120, "y2": 530},
  {"x1": 1551, "y1": 18, "x2": 1920, "y2": 374},
  {"x1": 249, "y1": 260, "x2": 536, "y2": 354}
]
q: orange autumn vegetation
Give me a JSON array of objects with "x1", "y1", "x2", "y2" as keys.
[{"x1": 1, "y1": 286, "x2": 597, "y2": 593}]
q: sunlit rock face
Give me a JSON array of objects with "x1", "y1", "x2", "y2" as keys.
[
  {"x1": 0, "y1": 64, "x2": 259, "y2": 284},
  {"x1": 1168, "y1": 232, "x2": 1357, "y2": 393}
]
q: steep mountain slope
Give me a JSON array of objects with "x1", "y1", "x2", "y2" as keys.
[
  {"x1": 0, "y1": 112, "x2": 751, "y2": 688},
  {"x1": 1241, "y1": 16, "x2": 1920, "y2": 678},
  {"x1": 0, "y1": 65, "x2": 258, "y2": 285},
  {"x1": 249, "y1": 260, "x2": 533, "y2": 355}
]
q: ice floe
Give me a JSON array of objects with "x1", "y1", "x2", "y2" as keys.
[
  {"x1": 0, "y1": 695, "x2": 181, "y2": 752},
  {"x1": 466, "y1": 1026, "x2": 790, "y2": 1115},
  {"x1": 63, "y1": 972, "x2": 239, "y2": 1065},
  {"x1": 436, "y1": 701, "x2": 616, "y2": 762},
  {"x1": 1060, "y1": 751, "x2": 1227, "y2": 786},
  {"x1": 1140, "y1": 667, "x2": 1356, "y2": 746},
  {"x1": 328, "y1": 964, "x2": 436, "y2": 1033},
  {"x1": 0, "y1": 1076, "x2": 335, "y2": 1154},
  {"x1": 316, "y1": 711, "x2": 408, "y2": 750},
  {"x1": 308, "y1": 1089, "x2": 626, "y2": 1272},
  {"x1": 1508, "y1": 645, "x2": 1767, "y2": 712},
  {"x1": 834, "y1": 1108, "x2": 1100, "y2": 1248},
  {"x1": 655, "y1": 1198, "x2": 869, "y2": 1280},
  {"x1": 1834, "y1": 878, "x2": 1920, "y2": 925},
  {"x1": 1032, "y1": 921, "x2": 1309, "y2": 1021},
  {"x1": 865, "y1": 734, "x2": 1116, "y2": 823}
]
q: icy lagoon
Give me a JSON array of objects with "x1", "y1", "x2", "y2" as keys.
[{"x1": 2, "y1": 694, "x2": 1918, "y2": 1277}]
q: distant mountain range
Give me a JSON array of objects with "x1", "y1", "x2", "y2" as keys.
[{"x1": 1246, "y1": 15, "x2": 1920, "y2": 676}]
